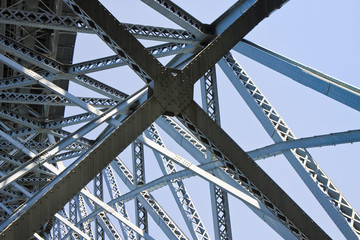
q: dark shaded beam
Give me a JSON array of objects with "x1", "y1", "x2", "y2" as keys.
[
  {"x1": 66, "y1": 0, "x2": 169, "y2": 83},
  {"x1": 211, "y1": 0, "x2": 256, "y2": 35},
  {"x1": 140, "y1": 0, "x2": 206, "y2": 38},
  {"x1": 0, "y1": 97, "x2": 165, "y2": 240},
  {"x1": 182, "y1": 0, "x2": 288, "y2": 84},
  {"x1": 180, "y1": 100, "x2": 331, "y2": 240}
]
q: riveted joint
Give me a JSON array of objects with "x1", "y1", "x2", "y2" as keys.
[{"x1": 153, "y1": 74, "x2": 193, "y2": 115}]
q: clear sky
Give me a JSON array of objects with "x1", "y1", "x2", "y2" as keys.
[{"x1": 69, "y1": 0, "x2": 360, "y2": 239}]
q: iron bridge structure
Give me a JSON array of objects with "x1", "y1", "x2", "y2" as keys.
[{"x1": 0, "y1": 0, "x2": 358, "y2": 239}]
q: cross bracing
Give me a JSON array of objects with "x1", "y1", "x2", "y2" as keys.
[{"x1": 0, "y1": 0, "x2": 358, "y2": 239}]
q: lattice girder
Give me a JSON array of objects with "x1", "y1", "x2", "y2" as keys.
[{"x1": 0, "y1": 0, "x2": 357, "y2": 239}]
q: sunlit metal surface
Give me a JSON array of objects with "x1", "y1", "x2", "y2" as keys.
[{"x1": 0, "y1": 0, "x2": 358, "y2": 239}]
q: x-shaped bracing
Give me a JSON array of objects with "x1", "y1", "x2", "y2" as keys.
[{"x1": 0, "y1": 0, "x2": 331, "y2": 239}]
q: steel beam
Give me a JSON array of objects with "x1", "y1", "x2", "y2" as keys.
[
  {"x1": 0, "y1": 9, "x2": 198, "y2": 43},
  {"x1": 200, "y1": 65, "x2": 232, "y2": 240},
  {"x1": 80, "y1": 190, "x2": 154, "y2": 240},
  {"x1": 0, "y1": 54, "x2": 121, "y2": 128},
  {"x1": 0, "y1": 9, "x2": 91, "y2": 33},
  {"x1": 0, "y1": 75, "x2": 37, "y2": 90},
  {"x1": 93, "y1": 172, "x2": 104, "y2": 240},
  {"x1": 179, "y1": 100, "x2": 331, "y2": 239},
  {"x1": 0, "y1": 1, "x2": 350, "y2": 239},
  {"x1": 0, "y1": 106, "x2": 42, "y2": 129},
  {"x1": 96, "y1": 211, "x2": 123, "y2": 240},
  {"x1": 248, "y1": 129, "x2": 360, "y2": 160},
  {"x1": 211, "y1": 0, "x2": 257, "y2": 35},
  {"x1": 182, "y1": 0, "x2": 288, "y2": 84},
  {"x1": 132, "y1": 140, "x2": 148, "y2": 239},
  {"x1": 0, "y1": 97, "x2": 164, "y2": 239},
  {"x1": 78, "y1": 189, "x2": 124, "y2": 240},
  {"x1": 234, "y1": 39, "x2": 360, "y2": 112},
  {"x1": 68, "y1": 43, "x2": 197, "y2": 75},
  {"x1": 200, "y1": 66, "x2": 221, "y2": 125},
  {"x1": 145, "y1": 124, "x2": 210, "y2": 240},
  {"x1": 76, "y1": 194, "x2": 95, "y2": 239},
  {"x1": 103, "y1": 165, "x2": 136, "y2": 239},
  {"x1": 0, "y1": 87, "x2": 148, "y2": 190},
  {"x1": 0, "y1": 92, "x2": 118, "y2": 108},
  {"x1": 0, "y1": 88, "x2": 148, "y2": 189},
  {"x1": 139, "y1": 135, "x2": 268, "y2": 212},
  {"x1": 64, "y1": 0, "x2": 167, "y2": 83},
  {"x1": 111, "y1": 157, "x2": 189, "y2": 240},
  {"x1": 140, "y1": 0, "x2": 206, "y2": 38},
  {"x1": 219, "y1": 52, "x2": 360, "y2": 239},
  {"x1": 55, "y1": 213, "x2": 90, "y2": 240},
  {"x1": 0, "y1": 34, "x2": 64, "y2": 74},
  {"x1": 123, "y1": 23, "x2": 198, "y2": 43},
  {"x1": 155, "y1": 115, "x2": 303, "y2": 239},
  {"x1": 109, "y1": 161, "x2": 221, "y2": 205},
  {"x1": 134, "y1": 133, "x2": 300, "y2": 240}
]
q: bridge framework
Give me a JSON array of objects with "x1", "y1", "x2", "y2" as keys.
[{"x1": 0, "y1": 0, "x2": 358, "y2": 239}]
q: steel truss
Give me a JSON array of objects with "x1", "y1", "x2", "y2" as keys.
[{"x1": 0, "y1": 0, "x2": 358, "y2": 239}]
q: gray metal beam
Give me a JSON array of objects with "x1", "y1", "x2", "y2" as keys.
[
  {"x1": 132, "y1": 140, "x2": 148, "y2": 239},
  {"x1": 109, "y1": 161, "x2": 221, "y2": 205},
  {"x1": 77, "y1": 189, "x2": 124, "y2": 240},
  {"x1": 68, "y1": 43, "x2": 197, "y2": 75},
  {"x1": 182, "y1": 0, "x2": 288, "y2": 84},
  {"x1": 76, "y1": 194, "x2": 95, "y2": 239},
  {"x1": 219, "y1": 52, "x2": 360, "y2": 239},
  {"x1": 123, "y1": 23, "x2": 198, "y2": 43},
  {"x1": 140, "y1": 0, "x2": 206, "y2": 38},
  {"x1": 65, "y1": 162, "x2": 220, "y2": 235},
  {"x1": 0, "y1": 87, "x2": 148, "y2": 190},
  {"x1": 103, "y1": 165, "x2": 136, "y2": 239},
  {"x1": 0, "y1": 8, "x2": 91, "y2": 33},
  {"x1": 0, "y1": 0, "x2": 348, "y2": 238},
  {"x1": 111, "y1": 157, "x2": 189, "y2": 240},
  {"x1": 0, "y1": 54, "x2": 120, "y2": 129},
  {"x1": 248, "y1": 129, "x2": 360, "y2": 160},
  {"x1": 0, "y1": 106, "x2": 42, "y2": 129},
  {"x1": 145, "y1": 124, "x2": 210, "y2": 240},
  {"x1": 0, "y1": 96, "x2": 164, "y2": 239},
  {"x1": 200, "y1": 65, "x2": 231, "y2": 240},
  {"x1": 80, "y1": 190, "x2": 154, "y2": 240},
  {"x1": 0, "y1": 34, "x2": 64, "y2": 74},
  {"x1": 0, "y1": 75, "x2": 35, "y2": 90},
  {"x1": 234, "y1": 39, "x2": 360, "y2": 112},
  {"x1": 211, "y1": 0, "x2": 256, "y2": 35},
  {"x1": 0, "y1": 9, "x2": 198, "y2": 43},
  {"x1": 93, "y1": 172, "x2": 104, "y2": 240},
  {"x1": 55, "y1": 213, "x2": 90, "y2": 240},
  {"x1": 0, "y1": 92, "x2": 118, "y2": 108},
  {"x1": 179, "y1": 100, "x2": 331, "y2": 239},
  {"x1": 64, "y1": 0, "x2": 168, "y2": 83},
  {"x1": 155, "y1": 115, "x2": 303, "y2": 239},
  {"x1": 200, "y1": 66, "x2": 221, "y2": 125},
  {"x1": 139, "y1": 135, "x2": 270, "y2": 213}
]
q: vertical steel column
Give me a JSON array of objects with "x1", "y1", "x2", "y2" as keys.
[
  {"x1": 53, "y1": 217, "x2": 60, "y2": 240},
  {"x1": 145, "y1": 124, "x2": 210, "y2": 239},
  {"x1": 94, "y1": 172, "x2": 104, "y2": 240},
  {"x1": 104, "y1": 165, "x2": 136, "y2": 239},
  {"x1": 76, "y1": 194, "x2": 94, "y2": 239},
  {"x1": 69, "y1": 197, "x2": 77, "y2": 226},
  {"x1": 132, "y1": 140, "x2": 148, "y2": 239},
  {"x1": 200, "y1": 66, "x2": 221, "y2": 125},
  {"x1": 200, "y1": 66, "x2": 232, "y2": 240}
]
